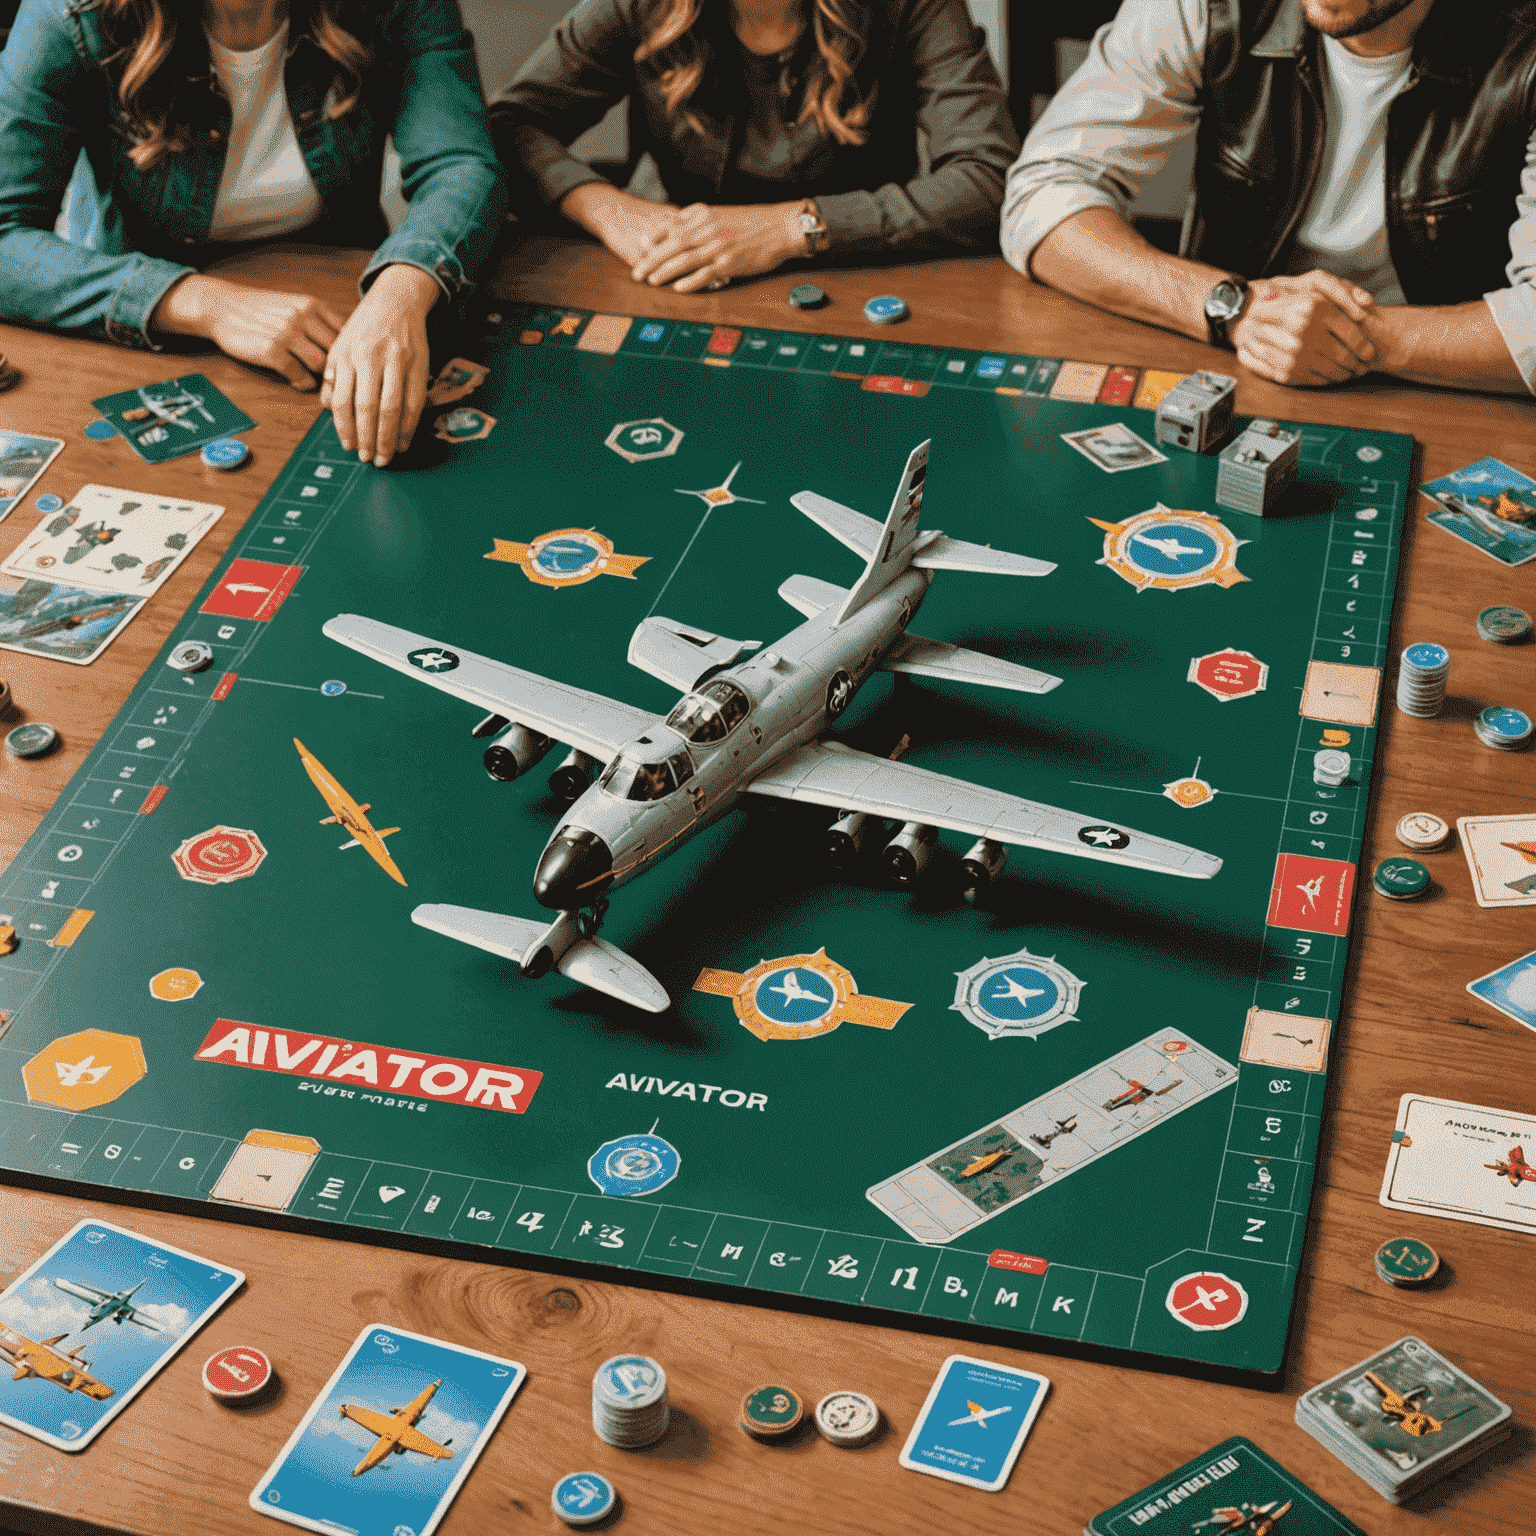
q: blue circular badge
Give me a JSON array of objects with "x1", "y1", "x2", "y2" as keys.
[
  {"x1": 588, "y1": 1133, "x2": 680, "y2": 1197},
  {"x1": 863, "y1": 294, "x2": 908, "y2": 324},
  {"x1": 83, "y1": 419, "x2": 118, "y2": 440},
  {"x1": 200, "y1": 437, "x2": 249, "y2": 470},
  {"x1": 595, "y1": 1355, "x2": 663, "y2": 1402},
  {"x1": 35, "y1": 494, "x2": 63, "y2": 513},
  {"x1": 553, "y1": 1472, "x2": 616, "y2": 1526},
  {"x1": 320, "y1": 680, "x2": 347, "y2": 697},
  {"x1": 1480, "y1": 706, "x2": 1532, "y2": 738},
  {"x1": 974, "y1": 964, "x2": 1062, "y2": 1023},
  {"x1": 752, "y1": 965, "x2": 837, "y2": 1029},
  {"x1": 1127, "y1": 522, "x2": 1219, "y2": 576},
  {"x1": 533, "y1": 534, "x2": 604, "y2": 580},
  {"x1": 1403, "y1": 642, "x2": 1449, "y2": 670}
]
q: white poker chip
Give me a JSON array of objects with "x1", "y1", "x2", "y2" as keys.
[
  {"x1": 1395, "y1": 811, "x2": 1450, "y2": 851},
  {"x1": 814, "y1": 1390, "x2": 880, "y2": 1446},
  {"x1": 167, "y1": 640, "x2": 214, "y2": 673}
]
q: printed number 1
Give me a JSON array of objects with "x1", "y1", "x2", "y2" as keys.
[{"x1": 891, "y1": 1266, "x2": 919, "y2": 1291}]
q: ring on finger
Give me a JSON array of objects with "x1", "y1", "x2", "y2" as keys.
[{"x1": 708, "y1": 278, "x2": 727, "y2": 292}]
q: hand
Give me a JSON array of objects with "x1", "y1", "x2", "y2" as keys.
[
  {"x1": 560, "y1": 183, "x2": 682, "y2": 268},
  {"x1": 1228, "y1": 270, "x2": 1377, "y2": 387},
  {"x1": 629, "y1": 202, "x2": 807, "y2": 292},
  {"x1": 152, "y1": 276, "x2": 346, "y2": 390},
  {"x1": 320, "y1": 264, "x2": 439, "y2": 466}
]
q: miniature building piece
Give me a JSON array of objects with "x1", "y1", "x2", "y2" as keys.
[
  {"x1": 1153, "y1": 370, "x2": 1236, "y2": 453},
  {"x1": 1216, "y1": 419, "x2": 1301, "y2": 516}
]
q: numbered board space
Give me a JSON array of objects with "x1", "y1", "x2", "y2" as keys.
[{"x1": 0, "y1": 306, "x2": 1412, "y2": 1376}]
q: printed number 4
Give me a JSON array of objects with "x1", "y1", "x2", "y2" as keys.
[{"x1": 516, "y1": 1211, "x2": 544, "y2": 1233}]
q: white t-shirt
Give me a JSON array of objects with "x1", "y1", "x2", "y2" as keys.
[
  {"x1": 207, "y1": 23, "x2": 323, "y2": 242},
  {"x1": 1286, "y1": 35, "x2": 1413, "y2": 304}
]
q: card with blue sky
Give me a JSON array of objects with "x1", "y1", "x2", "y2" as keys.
[
  {"x1": 0, "y1": 1218, "x2": 244, "y2": 1450},
  {"x1": 898, "y1": 1353, "x2": 1049, "y2": 1492},
  {"x1": 250, "y1": 1325, "x2": 526, "y2": 1536},
  {"x1": 1419, "y1": 456, "x2": 1536, "y2": 567},
  {"x1": 0, "y1": 430, "x2": 65, "y2": 523}
]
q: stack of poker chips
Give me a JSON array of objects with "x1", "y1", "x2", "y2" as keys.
[
  {"x1": 1295, "y1": 1337, "x2": 1512, "y2": 1504},
  {"x1": 1373, "y1": 1237, "x2": 1440, "y2": 1289},
  {"x1": 591, "y1": 1355, "x2": 668, "y2": 1449},
  {"x1": 813, "y1": 1390, "x2": 880, "y2": 1448},
  {"x1": 739, "y1": 1384, "x2": 805, "y2": 1441},
  {"x1": 1313, "y1": 747, "x2": 1351, "y2": 787},
  {"x1": 1395, "y1": 812, "x2": 1451, "y2": 853},
  {"x1": 1395, "y1": 642, "x2": 1450, "y2": 718},
  {"x1": 1475, "y1": 604, "x2": 1532, "y2": 644},
  {"x1": 1473, "y1": 705, "x2": 1533, "y2": 753}
]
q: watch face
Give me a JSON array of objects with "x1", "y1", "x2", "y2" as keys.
[{"x1": 1206, "y1": 280, "x2": 1245, "y2": 321}]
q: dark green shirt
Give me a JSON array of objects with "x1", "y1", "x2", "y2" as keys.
[{"x1": 489, "y1": 0, "x2": 1019, "y2": 255}]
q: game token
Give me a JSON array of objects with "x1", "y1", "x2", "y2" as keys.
[
  {"x1": 202, "y1": 1344, "x2": 274, "y2": 1403},
  {"x1": 863, "y1": 294, "x2": 907, "y2": 325},
  {"x1": 1396, "y1": 812, "x2": 1450, "y2": 851},
  {"x1": 0, "y1": 925, "x2": 17, "y2": 956},
  {"x1": 4, "y1": 721, "x2": 56, "y2": 758},
  {"x1": 1475, "y1": 605, "x2": 1531, "y2": 644},
  {"x1": 1373, "y1": 1237, "x2": 1440, "y2": 1288},
  {"x1": 35, "y1": 493, "x2": 62, "y2": 513},
  {"x1": 199, "y1": 437, "x2": 249, "y2": 470},
  {"x1": 1373, "y1": 857, "x2": 1430, "y2": 901},
  {"x1": 788, "y1": 283, "x2": 827, "y2": 310},
  {"x1": 167, "y1": 640, "x2": 214, "y2": 674},
  {"x1": 814, "y1": 1390, "x2": 880, "y2": 1446},
  {"x1": 592, "y1": 1355, "x2": 668, "y2": 1448},
  {"x1": 82, "y1": 418, "x2": 117, "y2": 440},
  {"x1": 1395, "y1": 641, "x2": 1449, "y2": 718},
  {"x1": 1312, "y1": 748, "x2": 1350, "y2": 786},
  {"x1": 1474, "y1": 705, "x2": 1533, "y2": 751},
  {"x1": 740, "y1": 1384, "x2": 804, "y2": 1439},
  {"x1": 553, "y1": 1472, "x2": 617, "y2": 1527}
]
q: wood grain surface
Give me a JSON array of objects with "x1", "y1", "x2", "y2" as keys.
[{"x1": 0, "y1": 233, "x2": 1532, "y2": 1536}]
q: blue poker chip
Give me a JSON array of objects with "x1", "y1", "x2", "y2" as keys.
[
  {"x1": 83, "y1": 419, "x2": 118, "y2": 440},
  {"x1": 320, "y1": 680, "x2": 347, "y2": 697},
  {"x1": 35, "y1": 494, "x2": 62, "y2": 513},
  {"x1": 863, "y1": 294, "x2": 908, "y2": 325},
  {"x1": 200, "y1": 437, "x2": 249, "y2": 470},
  {"x1": 788, "y1": 283, "x2": 827, "y2": 310},
  {"x1": 552, "y1": 1472, "x2": 616, "y2": 1527},
  {"x1": 1403, "y1": 641, "x2": 1449, "y2": 670},
  {"x1": 587, "y1": 1132, "x2": 680, "y2": 1197}
]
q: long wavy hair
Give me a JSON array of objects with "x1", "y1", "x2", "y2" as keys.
[
  {"x1": 98, "y1": 0, "x2": 372, "y2": 170},
  {"x1": 634, "y1": 0, "x2": 871, "y2": 144}
]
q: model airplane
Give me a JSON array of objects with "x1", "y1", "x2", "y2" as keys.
[
  {"x1": 1192, "y1": 1501, "x2": 1292, "y2": 1534},
  {"x1": 52, "y1": 1277, "x2": 167, "y2": 1334},
  {"x1": 1364, "y1": 1372, "x2": 1442, "y2": 1437},
  {"x1": 1103, "y1": 1078, "x2": 1179, "y2": 1111},
  {"x1": 0, "y1": 1323, "x2": 113, "y2": 1398},
  {"x1": 324, "y1": 441, "x2": 1222, "y2": 1012},
  {"x1": 293, "y1": 738, "x2": 406, "y2": 885},
  {"x1": 1484, "y1": 1145, "x2": 1536, "y2": 1187},
  {"x1": 340, "y1": 1377, "x2": 453, "y2": 1476},
  {"x1": 948, "y1": 1399, "x2": 1012, "y2": 1428}
]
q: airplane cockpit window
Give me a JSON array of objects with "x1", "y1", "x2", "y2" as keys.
[
  {"x1": 599, "y1": 754, "x2": 679, "y2": 802},
  {"x1": 665, "y1": 679, "x2": 751, "y2": 745}
]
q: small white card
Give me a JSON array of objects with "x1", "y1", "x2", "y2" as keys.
[
  {"x1": 1458, "y1": 812, "x2": 1536, "y2": 908},
  {"x1": 1060, "y1": 422, "x2": 1168, "y2": 473},
  {"x1": 898, "y1": 1353, "x2": 1049, "y2": 1492},
  {"x1": 1, "y1": 484, "x2": 222, "y2": 598}
]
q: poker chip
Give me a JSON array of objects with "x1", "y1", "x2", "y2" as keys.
[
  {"x1": 788, "y1": 283, "x2": 827, "y2": 310},
  {"x1": 83, "y1": 418, "x2": 118, "y2": 440},
  {"x1": 35, "y1": 494, "x2": 62, "y2": 513},
  {"x1": 4, "y1": 721, "x2": 57, "y2": 759},
  {"x1": 202, "y1": 1345, "x2": 274, "y2": 1403},
  {"x1": 1395, "y1": 641, "x2": 1449, "y2": 719},
  {"x1": 1395, "y1": 812, "x2": 1450, "y2": 852},
  {"x1": 0, "y1": 353, "x2": 18, "y2": 394},
  {"x1": 167, "y1": 640, "x2": 214, "y2": 674},
  {"x1": 200, "y1": 437, "x2": 249, "y2": 470},
  {"x1": 814, "y1": 1390, "x2": 880, "y2": 1447},
  {"x1": 0, "y1": 677, "x2": 10, "y2": 718},
  {"x1": 1475, "y1": 605, "x2": 1531, "y2": 644},
  {"x1": 1373, "y1": 857, "x2": 1430, "y2": 901},
  {"x1": 863, "y1": 295, "x2": 907, "y2": 325},
  {"x1": 739, "y1": 1384, "x2": 804, "y2": 1440},
  {"x1": 552, "y1": 1471, "x2": 617, "y2": 1527},
  {"x1": 592, "y1": 1355, "x2": 668, "y2": 1448},
  {"x1": 0, "y1": 924, "x2": 18, "y2": 956},
  {"x1": 1373, "y1": 1237, "x2": 1440, "y2": 1288},
  {"x1": 1312, "y1": 747, "x2": 1350, "y2": 786},
  {"x1": 1473, "y1": 705, "x2": 1533, "y2": 752}
]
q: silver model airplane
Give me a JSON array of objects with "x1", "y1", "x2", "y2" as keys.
[
  {"x1": 324, "y1": 441, "x2": 1221, "y2": 1012},
  {"x1": 51, "y1": 1277, "x2": 167, "y2": 1334}
]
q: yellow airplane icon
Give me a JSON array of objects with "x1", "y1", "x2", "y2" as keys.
[
  {"x1": 339, "y1": 1377, "x2": 454, "y2": 1475},
  {"x1": 948, "y1": 1398, "x2": 1013, "y2": 1428},
  {"x1": 1364, "y1": 1372, "x2": 1442, "y2": 1437},
  {"x1": 294, "y1": 738, "x2": 406, "y2": 886},
  {"x1": 0, "y1": 1323, "x2": 113, "y2": 1399}
]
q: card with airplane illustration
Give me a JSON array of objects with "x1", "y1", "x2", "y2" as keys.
[
  {"x1": 0, "y1": 429, "x2": 65, "y2": 523},
  {"x1": 1458, "y1": 812, "x2": 1536, "y2": 908},
  {"x1": 0, "y1": 575, "x2": 146, "y2": 665},
  {"x1": 250, "y1": 1325, "x2": 526, "y2": 1536},
  {"x1": 1379, "y1": 1094, "x2": 1536, "y2": 1236},
  {"x1": 0, "y1": 484, "x2": 223, "y2": 599},
  {"x1": 899, "y1": 1353, "x2": 1048, "y2": 1492},
  {"x1": 0, "y1": 1218, "x2": 243, "y2": 1451},
  {"x1": 92, "y1": 374, "x2": 254, "y2": 464},
  {"x1": 1419, "y1": 456, "x2": 1536, "y2": 567}
]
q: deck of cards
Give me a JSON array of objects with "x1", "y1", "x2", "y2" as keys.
[{"x1": 1295, "y1": 1337, "x2": 1512, "y2": 1503}]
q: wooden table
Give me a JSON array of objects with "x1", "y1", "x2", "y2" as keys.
[{"x1": 1, "y1": 235, "x2": 1532, "y2": 1536}]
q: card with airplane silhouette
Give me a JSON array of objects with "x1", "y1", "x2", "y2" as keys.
[
  {"x1": 92, "y1": 374, "x2": 253, "y2": 466},
  {"x1": 0, "y1": 304, "x2": 1415, "y2": 1378},
  {"x1": 899, "y1": 1353, "x2": 1049, "y2": 1491}
]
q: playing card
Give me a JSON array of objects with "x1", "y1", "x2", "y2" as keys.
[
  {"x1": 0, "y1": 484, "x2": 223, "y2": 598},
  {"x1": 250, "y1": 1325, "x2": 526, "y2": 1536},
  {"x1": 1379, "y1": 1093, "x2": 1536, "y2": 1236},
  {"x1": 92, "y1": 374, "x2": 254, "y2": 464},
  {"x1": 0, "y1": 575, "x2": 145, "y2": 665},
  {"x1": 1419, "y1": 457, "x2": 1536, "y2": 567},
  {"x1": 1467, "y1": 949, "x2": 1536, "y2": 1032},
  {"x1": 1298, "y1": 660, "x2": 1381, "y2": 727},
  {"x1": 1061, "y1": 422, "x2": 1168, "y2": 473},
  {"x1": 897, "y1": 1353, "x2": 1049, "y2": 1492},
  {"x1": 1085, "y1": 1435, "x2": 1369, "y2": 1535},
  {"x1": 1457, "y1": 812, "x2": 1536, "y2": 907},
  {"x1": 0, "y1": 430, "x2": 65, "y2": 522},
  {"x1": 0, "y1": 1218, "x2": 243, "y2": 1451}
]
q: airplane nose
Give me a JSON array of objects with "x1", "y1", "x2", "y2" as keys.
[{"x1": 534, "y1": 828, "x2": 613, "y2": 909}]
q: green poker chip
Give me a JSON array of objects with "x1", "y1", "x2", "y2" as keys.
[
  {"x1": 788, "y1": 283, "x2": 827, "y2": 310},
  {"x1": 1475, "y1": 605, "x2": 1531, "y2": 644},
  {"x1": 4, "y1": 721, "x2": 57, "y2": 759},
  {"x1": 1374, "y1": 1236, "x2": 1440, "y2": 1287},
  {"x1": 1373, "y1": 857, "x2": 1430, "y2": 901},
  {"x1": 740, "y1": 1384, "x2": 804, "y2": 1437}
]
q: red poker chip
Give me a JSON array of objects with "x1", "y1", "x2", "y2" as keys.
[{"x1": 202, "y1": 1345, "x2": 274, "y2": 1402}]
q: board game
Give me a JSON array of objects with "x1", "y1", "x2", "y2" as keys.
[{"x1": 0, "y1": 304, "x2": 1412, "y2": 1377}]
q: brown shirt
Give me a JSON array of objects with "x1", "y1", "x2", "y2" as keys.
[{"x1": 489, "y1": 0, "x2": 1020, "y2": 255}]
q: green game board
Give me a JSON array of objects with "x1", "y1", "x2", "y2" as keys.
[{"x1": 0, "y1": 305, "x2": 1413, "y2": 1377}]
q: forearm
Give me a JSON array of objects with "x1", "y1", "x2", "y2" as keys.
[
  {"x1": 816, "y1": 159, "x2": 1009, "y2": 257},
  {"x1": 1365, "y1": 300, "x2": 1529, "y2": 395},
  {"x1": 367, "y1": 156, "x2": 508, "y2": 299}
]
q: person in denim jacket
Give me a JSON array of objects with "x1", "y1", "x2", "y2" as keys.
[{"x1": 0, "y1": 0, "x2": 507, "y2": 464}]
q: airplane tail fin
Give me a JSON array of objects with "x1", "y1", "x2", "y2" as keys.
[{"x1": 830, "y1": 439, "x2": 928, "y2": 624}]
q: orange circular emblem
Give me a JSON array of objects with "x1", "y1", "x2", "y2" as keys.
[{"x1": 149, "y1": 967, "x2": 204, "y2": 1001}]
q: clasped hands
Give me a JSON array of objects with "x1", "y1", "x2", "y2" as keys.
[{"x1": 1229, "y1": 269, "x2": 1395, "y2": 388}]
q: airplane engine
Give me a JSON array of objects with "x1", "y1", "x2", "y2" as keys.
[
  {"x1": 884, "y1": 821, "x2": 938, "y2": 886},
  {"x1": 959, "y1": 837, "x2": 1008, "y2": 899},
  {"x1": 827, "y1": 811, "x2": 869, "y2": 871},
  {"x1": 484, "y1": 724, "x2": 556, "y2": 782},
  {"x1": 548, "y1": 748, "x2": 599, "y2": 802},
  {"x1": 470, "y1": 711, "x2": 510, "y2": 739}
]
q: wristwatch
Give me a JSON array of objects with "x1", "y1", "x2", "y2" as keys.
[
  {"x1": 798, "y1": 201, "x2": 829, "y2": 257},
  {"x1": 1204, "y1": 275, "x2": 1250, "y2": 347}
]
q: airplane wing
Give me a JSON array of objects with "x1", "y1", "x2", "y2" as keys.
[
  {"x1": 341, "y1": 1403, "x2": 399, "y2": 1437},
  {"x1": 323, "y1": 616, "x2": 654, "y2": 762},
  {"x1": 351, "y1": 1435, "x2": 399, "y2": 1476},
  {"x1": 53, "y1": 1278, "x2": 112, "y2": 1304},
  {"x1": 393, "y1": 1424, "x2": 452, "y2": 1459},
  {"x1": 125, "y1": 1308, "x2": 167, "y2": 1333},
  {"x1": 882, "y1": 632, "x2": 1061, "y2": 694},
  {"x1": 746, "y1": 740, "x2": 1222, "y2": 878}
]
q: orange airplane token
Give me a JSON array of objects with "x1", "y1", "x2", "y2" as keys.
[
  {"x1": 149, "y1": 967, "x2": 203, "y2": 1001},
  {"x1": 203, "y1": 1346, "x2": 274, "y2": 1403}
]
